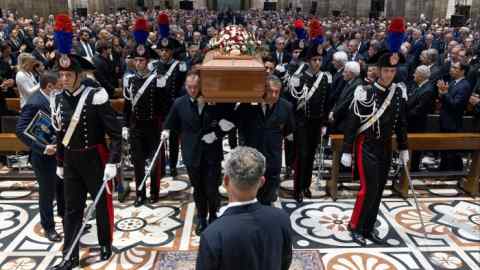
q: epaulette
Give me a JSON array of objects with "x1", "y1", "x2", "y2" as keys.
[
  {"x1": 395, "y1": 82, "x2": 408, "y2": 100},
  {"x1": 92, "y1": 88, "x2": 109, "y2": 105}
]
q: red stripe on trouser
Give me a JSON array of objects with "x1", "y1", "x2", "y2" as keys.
[
  {"x1": 349, "y1": 135, "x2": 366, "y2": 231},
  {"x1": 95, "y1": 144, "x2": 114, "y2": 242}
]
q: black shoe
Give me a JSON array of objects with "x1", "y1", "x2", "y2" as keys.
[
  {"x1": 350, "y1": 231, "x2": 367, "y2": 246},
  {"x1": 148, "y1": 195, "x2": 159, "y2": 204},
  {"x1": 303, "y1": 189, "x2": 312, "y2": 198},
  {"x1": 45, "y1": 229, "x2": 62, "y2": 242},
  {"x1": 100, "y1": 245, "x2": 112, "y2": 261},
  {"x1": 50, "y1": 256, "x2": 79, "y2": 270},
  {"x1": 294, "y1": 192, "x2": 303, "y2": 203},
  {"x1": 134, "y1": 197, "x2": 146, "y2": 207},
  {"x1": 364, "y1": 232, "x2": 385, "y2": 245},
  {"x1": 195, "y1": 219, "x2": 208, "y2": 236},
  {"x1": 283, "y1": 167, "x2": 292, "y2": 179}
]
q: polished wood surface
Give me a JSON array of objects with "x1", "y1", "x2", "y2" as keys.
[
  {"x1": 0, "y1": 133, "x2": 28, "y2": 152},
  {"x1": 199, "y1": 51, "x2": 266, "y2": 103}
]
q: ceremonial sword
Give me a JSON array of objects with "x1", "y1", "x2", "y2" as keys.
[
  {"x1": 139, "y1": 137, "x2": 167, "y2": 191},
  {"x1": 402, "y1": 160, "x2": 428, "y2": 239}
]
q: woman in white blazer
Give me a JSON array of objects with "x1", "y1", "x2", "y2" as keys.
[{"x1": 16, "y1": 53, "x2": 42, "y2": 108}]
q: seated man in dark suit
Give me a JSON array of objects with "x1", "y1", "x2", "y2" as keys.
[
  {"x1": 437, "y1": 62, "x2": 472, "y2": 171},
  {"x1": 407, "y1": 65, "x2": 435, "y2": 171},
  {"x1": 196, "y1": 147, "x2": 292, "y2": 270},
  {"x1": 16, "y1": 71, "x2": 64, "y2": 242}
]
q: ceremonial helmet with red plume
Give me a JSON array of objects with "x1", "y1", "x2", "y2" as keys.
[
  {"x1": 309, "y1": 19, "x2": 324, "y2": 45},
  {"x1": 157, "y1": 12, "x2": 170, "y2": 39},
  {"x1": 53, "y1": 13, "x2": 94, "y2": 72},
  {"x1": 131, "y1": 17, "x2": 154, "y2": 59},
  {"x1": 294, "y1": 19, "x2": 307, "y2": 40},
  {"x1": 387, "y1": 16, "x2": 406, "y2": 53}
]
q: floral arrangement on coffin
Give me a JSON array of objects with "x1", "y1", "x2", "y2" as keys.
[{"x1": 208, "y1": 25, "x2": 259, "y2": 56}]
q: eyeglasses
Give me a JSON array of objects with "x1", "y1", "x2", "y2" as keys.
[{"x1": 311, "y1": 58, "x2": 322, "y2": 62}]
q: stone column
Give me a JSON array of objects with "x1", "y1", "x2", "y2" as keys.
[
  {"x1": 385, "y1": 0, "x2": 405, "y2": 18},
  {"x1": 432, "y1": 0, "x2": 449, "y2": 19},
  {"x1": 316, "y1": 0, "x2": 329, "y2": 17}
]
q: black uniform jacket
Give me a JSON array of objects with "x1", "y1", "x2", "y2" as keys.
[{"x1": 55, "y1": 79, "x2": 122, "y2": 166}]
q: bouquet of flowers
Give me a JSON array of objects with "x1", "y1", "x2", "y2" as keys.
[{"x1": 208, "y1": 25, "x2": 259, "y2": 56}]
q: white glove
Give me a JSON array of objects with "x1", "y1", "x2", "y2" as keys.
[
  {"x1": 103, "y1": 163, "x2": 117, "y2": 181},
  {"x1": 399, "y1": 150, "x2": 410, "y2": 165},
  {"x1": 161, "y1": 130, "x2": 170, "y2": 141},
  {"x1": 122, "y1": 127, "x2": 129, "y2": 140},
  {"x1": 341, "y1": 153, "x2": 352, "y2": 167},
  {"x1": 56, "y1": 167, "x2": 64, "y2": 179},
  {"x1": 219, "y1": 119, "x2": 235, "y2": 132},
  {"x1": 286, "y1": 133, "x2": 294, "y2": 141},
  {"x1": 201, "y1": 132, "x2": 217, "y2": 144},
  {"x1": 321, "y1": 126, "x2": 327, "y2": 136},
  {"x1": 328, "y1": 112, "x2": 334, "y2": 122}
]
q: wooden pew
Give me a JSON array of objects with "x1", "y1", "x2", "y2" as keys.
[
  {"x1": 0, "y1": 133, "x2": 29, "y2": 152},
  {"x1": 7, "y1": 98, "x2": 125, "y2": 114},
  {"x1": 329, "y1": 133, "x2": 480, "y2": 200}
]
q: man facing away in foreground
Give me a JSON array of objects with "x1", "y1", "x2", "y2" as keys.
[{"x1": 196, "y1": 147, "x2": 292, "y2": 270}]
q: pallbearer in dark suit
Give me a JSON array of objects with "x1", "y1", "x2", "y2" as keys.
[
  {"x1": 197, "y1": 147, "x2": 292, "y2": 270},
  {"x1": 123, "y1": 17, "x2": 164, "y2": 207},
  {"x1": 341, "y1": 17, "x2": 409, "y2": 246},
  {"x1": 16, "y1": 72, "x2": 64, "y2": 242},
  {"x1": 287, "y1": 44, "x2": 331, "y2": 203},
  {"x1": 407, "y1": 65, "x2": 435, "y2": 171},
  {"x1": 50, "y1": 14, "x2": 121, "y2": 270},
  {"x1": 234, "y1": 75, "x2": 295, "y2": 205},
  {"x1": 163, "y1": 72, "x2": 234, "y2": 235}
]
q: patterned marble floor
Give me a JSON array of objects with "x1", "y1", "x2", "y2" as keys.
[{"x1": 0, "y1": 172, "x2": 478, "y2": 270}]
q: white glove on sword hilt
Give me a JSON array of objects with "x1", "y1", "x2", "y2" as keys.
[
  {"x1": 56, "y1": 166, "x2": 64, "y2": 179},
  {"x1": 219, "y1": 119, "x2": 235, "y2": 132},
  {"x1": 161, "y1": 130, "x2": 170, "y2": 141},
  {"x1": 341, "y1": 153, "x2": 352, "y2": 167},
  {"x1": 122, "y1": 127, "x2": 129, "y2": 140},
  {"x1": 201, "y1": 132, "x2": 217, "y2": 144},
  {"x1": 103, "y1": 164, "x2": 117, "y2": 181},
  {"x1": 399, "y1": 150, "x2": 410, "y2": 165}
]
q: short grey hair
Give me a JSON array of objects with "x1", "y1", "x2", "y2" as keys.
[
  {"x1": 267, "y1": 74, "x2": 282, "y2": 89},
  {"x1": 224, "y1": 147, "x2": 266, "y2": 190},
  {"x1": 425, "y1": 48, "x2": 439, "y2": 63},
  {"x1": 416, "y1": 65, "x2": 431, "y2": 79},
  {"x1": 344, "y1": 61, "x2": 361, "y2": 76},
  {"x1": 333, "y1": 51, "x2": 348, "y2": 65}
]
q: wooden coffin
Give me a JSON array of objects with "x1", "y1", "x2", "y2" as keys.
[{"x1": 198, "y1": 51, "x2": 266, "y2": 103}]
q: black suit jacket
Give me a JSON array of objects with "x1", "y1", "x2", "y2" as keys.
[
  {"x1": 196, "y1": 202, "x2": 292, "y2": 270},
  {"x1": 75, "y1": 41, "x2": 95, "y2": 58},
  {"x1": 16, "y1": 90, "x2": 52, "y2": 155},
  {"x1": 163, "y1": 95, "x2": 231, "y2": 168},
  {"x1": 331, "y1": 78, "x2": 362, "y2": 133},
  {"x1": 93, "y1": 55, "x2": 117, "y2": 97},
  {"x1": 32, "y1": 49, "x2": 52, "y2": 69},
  {"x1": 271, "y1": 51, "x2": 291, "y2": 65},
  {"x1": 235, "y1": 99, "x2": 295, "y2": 171},
  {"x1": 407, "y1": 81, "x2": 435, "y2": 132},
  {"x1": 439, "y1": 79, "x2": 472, "y2": 131}
]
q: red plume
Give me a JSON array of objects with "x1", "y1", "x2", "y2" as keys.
[
  {"x1": 388, "y1": 17, "x2": 406, "y2": 33},
  {"x1": 309, "y1": 19, "x2": 323, "y2": 38},
  {"x1": 294, "y1": 19, "x2": 304, "y2": 29},
  {"x1": 54, "y1": 14, "x2": 73, "y2": 33},
  {"x1": 134, "y1": 17, "x2": 149, "y2": 32},
  {"x1": 157, "y1": 13, "x2": 169, "y2": 25}
]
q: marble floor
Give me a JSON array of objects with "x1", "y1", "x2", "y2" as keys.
[{"x1": 0, "y1": 170, "x2": 478, "y2": 270}]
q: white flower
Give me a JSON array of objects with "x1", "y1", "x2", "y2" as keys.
[
  {"x1": 223, "y1": 34, "x2": 230, "y2": 40},
  {"x1": 241, "y1": 45, "x2": 247, "y2": 52}
]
